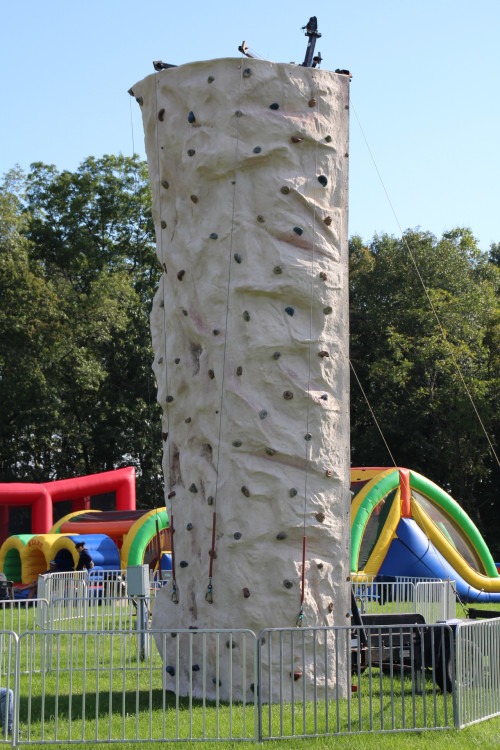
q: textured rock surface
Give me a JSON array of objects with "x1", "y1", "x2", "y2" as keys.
[{"x1": 132, "y1": 57, "x2": 351, "y2": 701}]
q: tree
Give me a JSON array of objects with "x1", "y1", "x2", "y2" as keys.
[
  {"x1": 0, "y1": 156, "x2": 163, "y2": 506},
  {"x1": 349, "y1": 228, "x2": 500, "y2": 551}
]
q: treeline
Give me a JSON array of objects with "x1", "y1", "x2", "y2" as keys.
[{"x1": 1, "y1": 157, "x2": 499, "y2": 551}]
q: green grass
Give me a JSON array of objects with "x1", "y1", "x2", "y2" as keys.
[{"x1": 4, "y1": 599, "x2": 500, "y2": 747}]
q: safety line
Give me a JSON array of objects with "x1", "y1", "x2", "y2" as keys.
[{"x1": 351, "y1": 101, "x2": 499, "y2": 469}]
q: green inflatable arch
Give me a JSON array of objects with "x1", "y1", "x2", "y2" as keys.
[{"x1": 351, "y1": 469, "x2": 498, "y2": 577}]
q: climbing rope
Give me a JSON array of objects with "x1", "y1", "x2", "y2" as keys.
[
  {"x1": 153, "y1": 71, "x2": 178, "y2": 604},
  {"x1": 205, "y1": 60, "x2": 247, "y2": 604}
]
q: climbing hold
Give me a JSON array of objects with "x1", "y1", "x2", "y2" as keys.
[
  {"x1": 276, "y1": 532, "x2": 287, "y2": 540},
  {"x1": 174, "y1": 358, "x2": 180, "y2": 364},
  {"x1": 232, "y1": 440, "x2": 242, "y2": 447},
  {"x1": 236, "y1": 366, "x2": 243, "y2": 376},
  {"x1": 226, "y1": 639, "x2": 236, "y2": 648},
  {"x1": 177, "y1": 270, "x2": 185, "y2": 281},
  {"x1": 182, "y1": 309, "x2": 188, "y2": 316},
  {"x1": 289, "y1": 488, "x2": 298, "y2": 497},
  {"x1": 250, "y1": 683, "x2": 255, "y2": 693},
  {"x1": 257, "y1": 215, "x2": 265, "y2": 223},
  {"x1": 235, "y1": 110, "x2": 243, "y2": 117},
  {"x1": 323, "y1": 306, "x2": 333, "y2": 315},
  {"x1": 207, "y1": 496, "x2": 214, "y2": 505},
  {"x1": 208, "y1": 549, "x2": 217, "y2": 559},
  {"x1": 187, "y1": 149, "x2": 196, "y2": 157},
  {"x1": 207, "y1": 76, "x2": 214, "y2": 83},
  {"x1": 189, "y1": 483, "x2": 198, "y2": 493},
  {"x1": 161, "y1": 432, "x2": 169, "y2": 441},
  {"x1": 273, "y1": 266, "x2": 282, "y2": 274},
  {"x1": 328, "y1": 602, "x2": 334, "y2": 613},
  {"x1": 293, "y1": 227, "x2": 303, "y2": 236},
  {"x1": 321, "y1": 394, "x2": 328, "y2": 401},
  {"x1": 325, "y1": 469, "x2": 333, "y2": 477},
  {"x1": 166, "y1": 665, "x2": 176, "y2": 676},
  {"x1": 190, "y1": 195, "x2": 198, "y2": 204},
  {"x1": 273, "y1": 352, "x2": 281, "y2": 360},
  {"x1": 317, "y1": 562, "x2": 324, "y2": 569},
  {"x1": 315, "y1": 512, "x2": 325, "y2": 523},
  {"x1": 208, "y1": 369, "x2": 215, "y2": 379},
  {"x1": 161, "y1": 220, "x2": 167, "y2": 229},
  {"x1": 188, "y1": 111, "x2": 196, "y2": 123},
  {"x1": 318, "y1": 350, "x2": 330, "y2": 358},
  {"x1": 158, "y1": 357, "x2": 163, "y2": 364},
  {"x1": 161, "y1": 180, "x2": 169, "y2": 189},
  {"x1": 186, "y1": 523, "x2": 193, "y2": 531},
  {"x1": 292, "y1": 670, "x2": 303, "y2": 681},
  {"x1": 344, "y1": 153, "x2": 349, "y2": 158},
  {"x1": 283, "y1": 580, "x2": 293, "y2": 589},
  {"x1": 234, "y1": 532, "x2": 242, "y2": 540},
  {"x1": 168, "y1": 491, "x2": 176, "y2": 499},
  {"x1": 166, "y1": 396, "x2": 174, "y2": 403},
  {"x1": 209, "y1": 233, "x2": 218, "y2": 240},
  {"x1": 185, "y1": 417, "x2": 191, "y2": 423},
  {"x1": 234, "y1": 253, "x2": 242, "y2": 263},
  {"x1": 135, "y1": 96, "x2": 144, "y2": 106},
  {"x1": 291, "y1": 136, "x2": 303, "y2": 143},
  {"x1": 319, "y1": 271, "x2": 328, "y2": 280},
  {"x1": 243, "y1": 588, "x2": 250, "y2": 598},
  {"x1": 243, "y1": 68, "x2": 252, "y2": 78},
  {"x1": 323, "y1": 216, "x2": 332, "y2": 226},
  {"x1": 265, "y1": 447, "x2": 276, "y2": 456},
  {"x1": 259, "y1": 410, "x2": 268, "y2": 419},
  {"x1": 158, "y1": 108, "x2": 165, "y2": 121},
  {"x1": 269, "y1": 102, "x2": 280, "y2": 110},
  {"x1": 253, "y1": 146, "x2": 261, "y2": 153},
  {"x1": 325, "y1": 135, "x2": 332, "y2": 143},
  {"x1": 308, "y1": 98, "x2": 317, "y2": 107},
  {"x1": 280, "y1": 186, "x2": 290, "y2": 194},
  {"x1": 305, "y1": 433, "x2": 312, "y2": 441},
  {"x1": 285, "y1": 307, "x2": 294, "y2": 316},
  {"x1": 243, "y1": 311, "x2": 250, "y2": 321},
  {"x1": 192, "y1": 664, "x2": 200, "y2": 672},
  {"x1": 212, "y1": 678, "x2": 222, "y2": 686},
  {"x1": 283, "y1": 391, "x2": 293, "y2": 400},
  {"x1": 241, "y1": 486, "x2": 250, "y2": 497},
  {"x1": 180, "y1": 560, "x2": 188, "y2": 568},
  {"x1": 317, "y1": 175, "x2": 328, "y2": 187},
  {"x1": 213, "y1": 329, "x2": 220, "y2": 336},
  {"x1": 159, "y1": 300, "x2": 164, "y2": 308}
]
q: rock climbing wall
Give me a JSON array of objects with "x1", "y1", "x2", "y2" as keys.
[{"x1": 131, "y1": 57, "x2": 350, "y2": 701}]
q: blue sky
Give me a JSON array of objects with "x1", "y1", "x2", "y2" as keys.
[{"x1": 2, "y1": 0, "x2": 499, "y2": 251}]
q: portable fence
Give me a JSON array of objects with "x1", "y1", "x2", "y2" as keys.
[
  {"x1": 352, "y1": 577, "x2": 456, "y2": 622},
  {"x1": 455, "y1": 617, "x2": 500, "y2": 728}
]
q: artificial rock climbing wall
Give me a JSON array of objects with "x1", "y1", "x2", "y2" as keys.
[{"x1": 131, "y1": 57, "x2": 350, "y2": 701}]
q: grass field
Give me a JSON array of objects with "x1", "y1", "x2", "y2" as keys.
[{"x1": 3, "y1": 595, "x2": 500, "y2": 747}]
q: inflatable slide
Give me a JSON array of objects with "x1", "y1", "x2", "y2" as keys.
[{"x1": 351, "y1": 467, "x2": 500, "y2": 604}]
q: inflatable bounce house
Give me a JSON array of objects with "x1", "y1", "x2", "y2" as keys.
[
  {"x1": 0, "y1": 468, "x2": 171, "y2": 589},
  {"x1": 351, "y1": 467, "x2": 500, "y2": 603}
]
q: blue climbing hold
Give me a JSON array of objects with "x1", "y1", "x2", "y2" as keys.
[
  {"x1": 293, "y1": 227, "x2": 303, "y2": 236},
  {"x1": 188, "y1": 111, "x2": 196, "y2": 123},
  {"x1": 269, "y1": 103, "x2": 280, "y2": 110},
  {"x1": 285, "y1": 307, "x2": 294, "y2": 316}
]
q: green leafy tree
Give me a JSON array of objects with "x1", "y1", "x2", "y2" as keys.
[
  {"x1": 0, "y1": 156, "x2": 162, "y2": 506},
  {"x1": 349, "y1": 228, "x2": 500, "y2": 551}
]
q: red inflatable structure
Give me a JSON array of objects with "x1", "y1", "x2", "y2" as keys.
[{"x1": 0, "y1": 468, "x2": 136, "y2": 545}]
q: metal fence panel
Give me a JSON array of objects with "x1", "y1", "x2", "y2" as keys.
[
  {"x1": 15, "y1": 628, "x2": 258, "y2": 744},
  {"x1": 258, "y1": 622, "x2": 456, "y2": 740},
  {"x1": 0, "y1": 632, "x2": 18, "y2": 745},
  {"x1": 456, "y1": 618, "x2": 500, "y2": 728}
]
